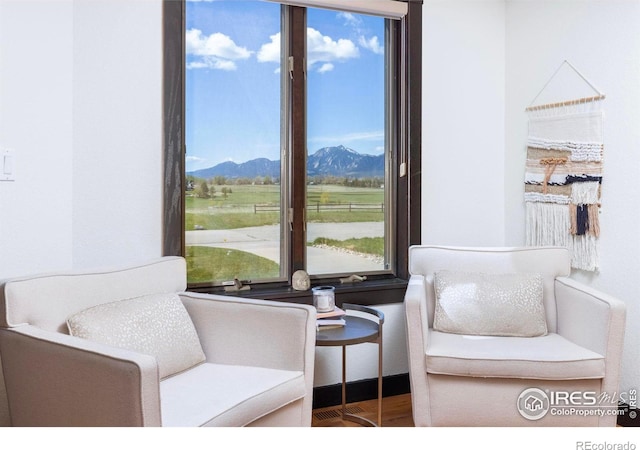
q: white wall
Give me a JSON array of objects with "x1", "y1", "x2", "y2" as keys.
[
  {"x1": 505, "y1": 0, "x2": 640, "y2": 398},
  {"x1": 72, "y1": 0, "x2": 163, "y2": 268},
  {"x1": 0, "y1": 0, "x2": 163, "y2": 279},
  {"x1": 0, "y1": 0, "x2": 74, "y2": 277},
  {"x1": 422, "y1": 0, "x2": 506, "y2": 247}
]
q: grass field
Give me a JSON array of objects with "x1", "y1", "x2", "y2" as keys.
[
  {"x1": 186, "y1": 184, "x2": 384, "y2": 230},
  {"x1": 186, "y1": 184, "x2": 385, "y2": 284},
  {"x1": 186, "y1": 246, "x2": 280, "y2": 284},
  {"x1": 310, "y1": 236, "x2": 384, "y2": 256},
  {"x1": 186, "y1": 184, "x2": 281, "y2": 211},
  {"x1": 187, "y1": 184, "x2": 383, "y2": 209}
]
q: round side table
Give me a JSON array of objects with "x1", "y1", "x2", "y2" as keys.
[{"x1": 315, "y1": 303, "x2": 384, "y2": 427}]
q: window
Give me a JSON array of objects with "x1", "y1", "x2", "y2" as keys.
[
  {"x1": 304, "y1": 7, "x2": 390, "y2": 276},
  {"x1": 163, "y1": 0, "x2": 421, "y2": 298},
  {"x1": 185, "y1": 0, "x2": 284, "y2": 285}
]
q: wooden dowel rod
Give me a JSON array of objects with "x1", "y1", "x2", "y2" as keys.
[{"x1": 526, "y1": 94, "x2": 606, "y2": 112}]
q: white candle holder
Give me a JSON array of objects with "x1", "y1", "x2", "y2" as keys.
[{"x1": 312, "y1": 286, "x2": 335, "y2": 313}]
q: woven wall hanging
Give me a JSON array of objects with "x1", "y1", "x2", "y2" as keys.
[{"x1": 524, "y1": 61, "x2": 605, "y2": 271}]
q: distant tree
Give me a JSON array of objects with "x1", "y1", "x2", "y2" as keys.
[
  {"x1": 213, "y1": 176, "x2": 227, "y2": 185},
  {"x1": 263, "y1": 175, "x2": 273, "y2": 185},
  {"x1": 196, "y1": 181, "x2": 210, "y2": 198}
]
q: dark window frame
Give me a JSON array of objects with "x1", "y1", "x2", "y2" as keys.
[{"x1": 162, "y1": 0, "x2": 422, "y2": 305}]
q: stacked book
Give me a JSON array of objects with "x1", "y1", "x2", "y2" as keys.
[{"x1": 316, "y1": 307, "x2": 346, "y2": 330}]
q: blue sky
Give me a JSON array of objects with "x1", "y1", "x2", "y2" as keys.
[{"x1": 185, "y1": 0, "x2": 385, "y2": 172}]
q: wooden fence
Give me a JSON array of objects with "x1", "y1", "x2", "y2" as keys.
[{"x1": 253, "y1": 202, "x2": 384, "y2": 213}]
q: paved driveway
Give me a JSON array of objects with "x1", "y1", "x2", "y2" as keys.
[{"x1": 186, "y1": 222, "x2": 385, "y2": 273}]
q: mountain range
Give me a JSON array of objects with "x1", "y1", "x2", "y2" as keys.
[{"x1": 187, "y1": 145, "x2": 384, "y2": 180}]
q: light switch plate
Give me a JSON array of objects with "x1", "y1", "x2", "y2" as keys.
[{"x1": 1, "y1": 148, "x2": 15, "y2": 181}]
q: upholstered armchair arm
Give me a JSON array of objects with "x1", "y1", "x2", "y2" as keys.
[
  {"x1": 404, "y1": 274, "x2": 430, "y2": 351},
  {"x1": 555, "y1": 277, "x2": 626, "y2": 357},
  {"x1": 179, "y1": 292, "x2": 316, "y2": 371},
  {"x1": 555, "y1": 276, "x2": 626, "y2": 405},
  {"x1": 179, "y1": 292, "x2": 317, "y2": 425},
  {"x1": 403, "y1": 275, "x2": 431, "y2": 426},
  {"x1": 0, "y1": 325, "x2": 161, "y2": 427}
]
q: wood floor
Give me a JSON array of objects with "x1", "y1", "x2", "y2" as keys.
[
  {"x1": 311, "y1": 393, "x2": 414, "y2": 427},
  {"x1": 312, "y1": 393, "x2": 626, "y2": 427}
]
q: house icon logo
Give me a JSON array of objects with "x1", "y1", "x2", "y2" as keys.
[{"x1": 517, "y1": 388, "x2": 550, "y2": 420}]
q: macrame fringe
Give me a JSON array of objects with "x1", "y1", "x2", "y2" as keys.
[
  {"x1": 526, "y1": 202, "x2": 600, "y2": 270},
  {"x1": 588, "y1": 204, "x2": 600, "y2": 237},
  {"x1": 569, "y1": 203, "x2": 600, "y2": 237},
  {"x1": 569, "y1": 235, "x2": 599, "y2": 271},
  {"x1": 525, "y1": 202, "x2": 570, "y2": 247},
  {"x1": 569, "y1": 204, "x2": 577, "y2": 235}
]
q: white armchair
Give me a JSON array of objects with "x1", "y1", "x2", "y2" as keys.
[
  {"x1": 404, "y1": 245, "x2": 626, "y2": 426},
  {"x1": 0, "y1": 257, "x2": 316, "y2": 427}
]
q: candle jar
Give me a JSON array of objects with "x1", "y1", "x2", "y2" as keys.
[{"x1": 312, "y1": 286, "x2": 335, "y2": 313}]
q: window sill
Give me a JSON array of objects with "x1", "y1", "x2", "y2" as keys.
[{"x1": 188, "y1": 277, "x2": 408, "y2": 306}]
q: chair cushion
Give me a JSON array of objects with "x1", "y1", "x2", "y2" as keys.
[
  {"x1": 160, "y1": 363, "x2": 306, "y2": 427},
  {"x1": 67, "y1": 293, "x2": 205, "y2": 379},
  {"x1": 433, "y1": 271, "x2": 547, "y2": 337},
  {"x1": 426, "y1": 331, "x2": 605, "y2": 380}
]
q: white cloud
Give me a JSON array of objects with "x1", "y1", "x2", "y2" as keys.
[
  {"x1": 307, "y1": 27, "x2": 359, "y2": 67},
  {"x1": 337, "y1": 11, "x2": 383, "y2": 56},
  {"x1": 257, "y1": 28, "x2": 359, "y2": 73},
  {"x1": 318, "y1": 63, "x2": 334, "y2": 73},
  {"x1": 186, "y1": 28, "x2": 252, "y2": 70},
  {"x1": 337, "y1": 12, "x2": 361, "y2": 26},
  {"x1": 359, "y1": 35, "x2": 383, "y2": 55},
  {"x1": 257, "y1": 33, "x2": 280, "y2": 64},
  {"x1": 187, "y1": 57, "x2": 237, "y2": 71},
  {"x1": 187, "y1": 29, "x2": 252, "y2": 59},
  {"x1": 186, "y1": 155, "x2": 206, "y2": 163}
]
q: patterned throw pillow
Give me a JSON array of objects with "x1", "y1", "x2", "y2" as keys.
[
  {"x1": 67, "y1": 293, "x2": 205, "y2": 379},
  {"x1": 433, "y1": 271, "x2": 547, "y2": 337}
]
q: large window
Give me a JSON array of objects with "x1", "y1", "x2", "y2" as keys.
[{"x1": 163, "y1": 0, "x2": 421, "y2": 296}]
